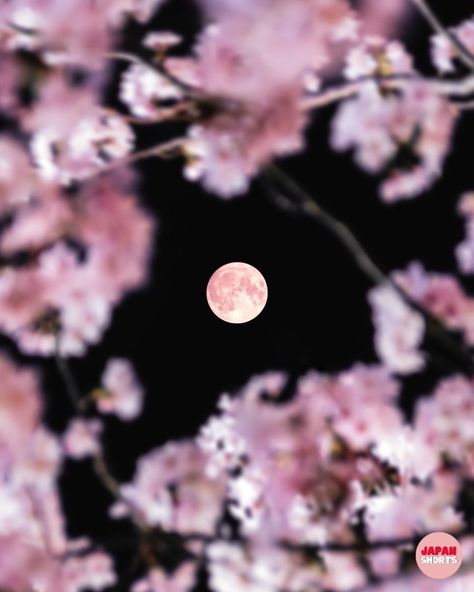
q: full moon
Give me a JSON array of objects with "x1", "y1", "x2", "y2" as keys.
[{"x1": 206, "y1": 262, "x2": 268, "y2": 324}]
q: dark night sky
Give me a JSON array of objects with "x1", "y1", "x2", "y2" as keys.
[{"x1": 2, "y1": 0, "x2": 473, "y2": 586}]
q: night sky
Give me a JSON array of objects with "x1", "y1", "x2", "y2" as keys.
[{"x1": 2, "y1": 0, "x2": 473, "y2": 587}]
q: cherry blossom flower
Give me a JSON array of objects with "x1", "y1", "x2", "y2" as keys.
[
  {"x1": 60, "y1": 551, "x2": 117, "y2": 591},
  {"x1": 456, "y1": 192, "x2": 474, "y2": 274},
  {"x1": 319, "y1": 552, "x2": 367, "y2": 591},
  {"x1": 63, "y1": 419, "x2": 102, "y2": 460},
  {"x1": 114, "y1": 441, "x2": 225, "y2": 534},
  {"x1": 431, "y1": 17, "x2": 474, "y2": 73},
  {"x1": 0, "y1": 2, "x2": 111, "y2": 66},
  {"x1": 359, "y1": 0, "x2": 410, "y2": 38},
  {"x1": 0, "y1": 354, "x2": 42, "y2": 466},
  {"x1": 368, "y1": 548, "x2": 400, "y2": 578},
  {"x1": 117, "y1": 0, "x2": 168, "y2": 24},
  {"x1": 132, "y1": 562, "x2": 197, "y2": 592},
  {"x1": 0, "y1": 2, "x2": 472, "y2": 590},
  {"x1": 120, "y1": 63, "x2": 184, "y2": 120},
  {"x1": 343, "y1": 36, "x2": 413, "y2": 80},
  {"x1": 0, "y1": 535, "x2": 56, "y2": 592},
  {"x1": 207, "y1": 541, "x2": 319, "y2": 592},
  {"x1": 331, "y1": 81, "x2": 457, "y2": 202},
  {"x1": 415, "y1": 375, "x2": 474, "y2": 476},
  {"x1": 27, "y1": 78, "x2": 134, "y2": 184},
  {"x1": 0, "y1": 0, "x2": 167, "y2": 65},
  {"x1": 0, "y1": 54, "x2": 21, "y2": 112},
  {"x1": 97, "y1": 358, "x2": 144, "y2": 421},
  {"x1": 0, "y1": 354, "x2": 122, "y2": 591},
  {"x1": 183, "y1": 90, "x2": 307, "y2": 197},
  {"x1": 143, "y1": 31, "x2": 183, "y2": 52},
  {"x1": 368, "y1": 283, "x2": 425, "y2": 374},
  {"x1": 16, "y1": 427, "x2": 62, "y2": 489},
  {"x1": 362, "y1": 477, "x2": 463, "y2": 544},
  {"x1": 394, "y1": 262, "x2": 474, "y2": 346},
  {"x1": 199, "y1": 367, "x2": 404, "y2": 544},
  {"x1": 173, "y1": 0, "x2": 358, "y2": 196},
  {"x1": 0, "y1": 138, "x2": 35, "y2": 214}
]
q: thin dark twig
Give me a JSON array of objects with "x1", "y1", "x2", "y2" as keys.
[
  {"x1": 54, "y1": 340, "x2": 83, "y2": 412},
  {"x1": 330, "y1": 559, "x2": 474, "y2": 592}
]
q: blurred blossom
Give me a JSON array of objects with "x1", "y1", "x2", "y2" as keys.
[
  {"x1": 98, "y1": 358, "x2": 144, "y2": 421},
  {"x1": 331, "y1": 81, "x2": 457, "y2": 202},
  {"x1": 368, "y1": 284, "x2": 425, "y2": 374},
  {"x1": 60, "y1": 551, "x2": 117, "y2": 591},
  {"x1": 343, "y1": 37, "x2": 413, "y2": 80},
  {"x1": 0, "y1": 139, "x2": 36, "y2": 214},
  {"x1": 27, "y1": 77, "x2": 134, "y2": 184},
  {"x1": 199, "y1": 368, "x2": 405, "y2": 544},
  {"x1": 415, "y1": 375, "x2": 474, "y2": 476},
  {"x1": 120, "y1": 63, "x2": 185, "y2": 120},
  {"x1": 394, "y1": 262, "x2": 474, "y2": 346},
  {"x1": 131, "y1": 0, "x2": 359, "y2": 197},
  {"x1": 359, "y1": 0, "x2": 409, "y2": 38},
  {"x1": 431, "y1": 17, "x2": 474, "y2": 73},
  {"x1": 114, "y1": 441, "x2": 226, "y2": 534},
  {"x1": 207, "y1": 541, "x2": 323, "y2": 592},
  {"x1": 132, "y1": 563, "x2": 197, "y2": 592},
  {"x1": 0, "y1": 354, "x2": 42, "y2": 467},
  {"x1": 0, "y1": 174, "x2": 154, "y2": 356},
  {"x1": 456, "y1": 192, "x2": 474, "y2": 274},
  {"x1": 0, "y1": 0, "x2": 167, "y2": 64},
  {"x1": 63, "y1": 419, "x2": 103, "y2": 460}
]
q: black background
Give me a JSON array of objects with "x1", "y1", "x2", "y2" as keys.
[{"x1": 4, "y1": 0, "x2": 474, "y2": 587}]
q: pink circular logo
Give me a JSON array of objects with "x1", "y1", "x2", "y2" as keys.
[{"x1": 416, "y1": 532, "x2": 462, "y2": 579}]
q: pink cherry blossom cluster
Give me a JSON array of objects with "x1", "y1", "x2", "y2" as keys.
[
  {"x1": 0, "y1": 167, "x2": 153, "y2": 356},
  {"x1": 0, "y1": 0, "x2": 473, "y2": 591},
  {"x1": 394, "y1": 262, "x2": 474, "y2": 348},
  {"x1": 0, "y1": 0, "x2": 167, "y2": 66},
  {"x1": 368, "y1": 260, "x2": 474, "y2": 376},
  {"x1": 111, "y1": 366, "x2": 473, "y2": 591},
  {"x1": 0, "y1": 0, "x2": 157, "y2": 358},
  {"x1": 114, "y1": 3, "x2": 472, "y2": 202},
  {"x1": 431, "y1": 16, "x2": 474, "y2": 73},
  {"x1": 0, "y1": 353, "x2": 118, "y2": 591},
  {"x1": 120, "y1": 0, "x2": 359, "y2": 196},
  {"x1": 3, "y1": 343, "x2": 474, "y2": 591},
  {"x1": 331, "y1": 79, "x2": 457, "y2": 202},
  {"x1": 369, "y1": 283, "x2": 425, "y2": 375}
]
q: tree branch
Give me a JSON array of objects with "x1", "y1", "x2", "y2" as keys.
[
  {"x1": 263, "y1": 165, "x2": 386, "y2": 285},
  {"x1": 261, "y1": 165, "x2": 474, "y2": 375},
  {"x1": 302, "y1": 72, "x2": 474, "y2": 112},
  {"x1": 99, "y1": 137, "x2": 185, "y2": 176}
]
